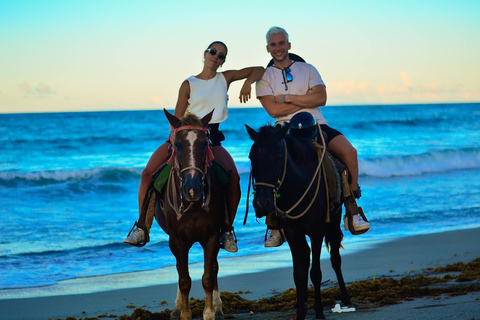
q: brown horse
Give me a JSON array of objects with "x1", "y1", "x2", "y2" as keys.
[{"x1": 154, "y1": 109, "x2": 225, "y2": 320}]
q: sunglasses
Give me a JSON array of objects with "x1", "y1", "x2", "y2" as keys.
[
  {"x1": 284, "y1": 67, "x2": 293, "y2": 82},
  {"x1": 206, "y1": 48, "x2": 226, "y2": 60}
]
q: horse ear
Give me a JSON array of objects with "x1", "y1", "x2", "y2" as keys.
[
  {"x1": 201, "y1": 109, "x2": 214, "y2": 128},
  {"x1": 245, "y1": 124, "x2": 258, "y2": 141},
  {"x1": 275, "y1": 122, "x2": 291, "y2": 140},
  {"x1": 164, "y1": 109, "x2": 180, "y2": 128}
]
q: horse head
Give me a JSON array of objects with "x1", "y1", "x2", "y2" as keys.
[
  {"x1": 165, "y1": 109, "x2": 214, "y2": 202},
  {"x1": 246, "y1": 123, "x2": 291, "y2": 218}
]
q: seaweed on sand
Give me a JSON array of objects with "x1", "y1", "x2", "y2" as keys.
[{"x1": 61, "y1": 258, "x2": 480, "y2": 320}]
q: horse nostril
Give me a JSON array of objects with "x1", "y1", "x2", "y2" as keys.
[{"x1": 253, "y1": 197, "x2": 272, "y2": 214}]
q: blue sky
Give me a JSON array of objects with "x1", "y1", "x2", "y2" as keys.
[{"x1": 1, "y1": 0, "x2": 479, "y2": 113}]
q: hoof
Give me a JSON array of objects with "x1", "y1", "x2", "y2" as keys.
[{"x1": 170, "y1": 309, "x2": 181, "y2": 319}]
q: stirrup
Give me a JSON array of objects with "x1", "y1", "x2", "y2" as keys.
[
  {"x1": 220, "y1": 228, "x2": 237, "y2": 249},
  {"x1": 126, "y1": 221, "x2": 149, "y2": 247},
  {"x1": 344, "y1": 206, "x2": 369, "y2": 235},
  {"x1": 264, "y1": 228, "x2": 286, "y2": 242}
]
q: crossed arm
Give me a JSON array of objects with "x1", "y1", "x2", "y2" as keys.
[{"x1": 259, "y1": 84, "x2": 327, "y2": 118}]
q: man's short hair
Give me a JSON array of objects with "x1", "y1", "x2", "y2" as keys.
[{"x1": 266, "y1": 26, "x2": 289, "y2": 44}]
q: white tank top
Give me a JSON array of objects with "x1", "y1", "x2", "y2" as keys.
[{"x1": 186, "y1": 73, "x2": 228, "y2": 124}]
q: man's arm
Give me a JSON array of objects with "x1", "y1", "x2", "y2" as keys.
[
  {"x1": 274, "y1": 84, "x2": 327, "y2": 108},
  {"x1": 259, "y1": 95, "x2": 302, "y2": 118}
]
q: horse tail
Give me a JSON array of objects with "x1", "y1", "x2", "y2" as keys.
[{"x1": 324, "y1": 205, "x2": 344, "y2": 252}]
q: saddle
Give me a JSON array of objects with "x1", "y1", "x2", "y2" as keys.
[{"x1": 313, "y1": 137, "x2": 369, "y2": 235}]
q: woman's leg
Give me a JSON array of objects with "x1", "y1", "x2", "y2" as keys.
[
  {"x1": 124, "y1": 141, "x2": 170, "y2": 246},
  {"x1": 137, "y1": 141, "x2": 170, "y2": 230}
]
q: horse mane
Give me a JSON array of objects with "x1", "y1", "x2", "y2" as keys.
[
  {"x1": 174, "y1": 112, "x2": 203, "y2": 128},
  {"x1": 257, "y1": 125, "x2": 316, "y2": 162},
  {"x1": 257, "y1": 125, "x2": 278, "y2": 143}
]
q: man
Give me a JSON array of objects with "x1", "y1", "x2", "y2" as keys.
[{"x1": 256, "y1": 26, "x2": 370, "y2": 247}]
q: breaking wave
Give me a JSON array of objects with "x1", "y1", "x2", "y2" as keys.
[
  {"x1": 0, "y1": 167, "x2": 141, "y2": 188},
  {"x1": 361, "y1": 147, "x2": 480, "y2": 177}
]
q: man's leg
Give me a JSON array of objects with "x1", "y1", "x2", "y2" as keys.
[
  {"x1": 327, "y1": 135, "x2": 358, "y2": 192},
  {"x1": 212, "y1": 146, "x2": 240, "y2": 253},
  {"x1": 327, "y1": 135, "x2": 370, "y2": 233}
]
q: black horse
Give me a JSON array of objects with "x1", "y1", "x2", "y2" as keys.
[
  {"x1": 246, "y1": 123, "x2": 353, "y2": 320},
  {"x1": 154, "y1": 109, "x2": 225, "y2": 320}
]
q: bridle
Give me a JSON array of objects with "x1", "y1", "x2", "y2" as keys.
[
  {"x1": 166, "y1": 125, "x2": 214, "y2": 219},
  {"x1": 248, "y1": 130, "x2": 326, "y2": 220},
  {"x1": 252, "y1": 139, "x2": 288, "y2": 197}
]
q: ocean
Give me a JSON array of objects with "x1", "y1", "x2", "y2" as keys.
[{"x1": 1, "y1": 103, "x2": 480, "y2": 299}]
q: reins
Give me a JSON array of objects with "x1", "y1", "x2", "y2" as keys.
[
  {"x1": 166, "y1": 125, "x2": 213, "y2": 220},
  {"x1": 245, "y1": 128, "x2": 327, "y2": 221}
]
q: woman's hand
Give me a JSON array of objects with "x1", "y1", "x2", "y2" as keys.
[{"x1": 239, "y1": 81, "x2": 252, "y2": 103}]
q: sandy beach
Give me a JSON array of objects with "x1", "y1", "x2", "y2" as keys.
[{"x1": 1, "y1": 227, "x2": 479, "y2": 320}]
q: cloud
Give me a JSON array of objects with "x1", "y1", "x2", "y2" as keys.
[
  {"x1": 329, "y1": 78, "x2": 369, "y2": 95},
  {"x1": 36, "y1": 82, "x2": 54, "y2": 95},
  {"x1": 19, "y1": 82, "x2": 35, "y2": 95},
  {"x1": 19, "y1": 82, "x2": 55, "y2": 98},
  {"x1": 400, "y1": 71, "x2": 411, "y2": 88},
  {"x1": 377, "y1": 71, "x2": 412, "y2": 94},
  {"x1": 153, "y1": 96, "x2": 163, "y2": 105}
]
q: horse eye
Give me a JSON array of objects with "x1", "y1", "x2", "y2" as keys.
[{"x1": 174, "y1": 142, "x2": 182, "y2": 151}]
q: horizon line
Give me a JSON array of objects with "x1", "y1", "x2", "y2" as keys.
[{"x1": 1, "y1": 101, "x2": 479, "y2": 115}]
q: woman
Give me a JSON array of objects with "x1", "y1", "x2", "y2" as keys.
[{"x1": 124, "y1": 41, "x2": 265, "y2": 252}]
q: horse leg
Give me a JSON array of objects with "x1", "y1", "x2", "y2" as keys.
[
  {"x1": 201, "y1": 236, "x2": 222, "y2": 320},
  {"x1": 213, "y1": 274, "x2": 224, "y2": 319},
  {"x1": 286, "y1": 230, "x2": 310, "y2": 320},
  {"x1": 170, "y1": 239, "x2": 192, "y2": 320},
  {"x1": 171, "y1": 284, "x2": 183, "y2": 319},
  {"x1": 328, "y1": 229, "x2": 353, "y2": 306},
  {"x1": 310, "y1": 232, "x2": 326, "y2": 320}
]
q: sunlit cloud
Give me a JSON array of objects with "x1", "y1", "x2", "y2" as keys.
[
  {"x1": 19, "y1": 82, "x2": 55, "y2": 98},
  {"x1": 329, "y1": 78, "x2": 369, "y2": 94},
  {"x1": 153, "y1": 96, "x2": 163, "y2": 105},
  {"x1": 377, "y1": 71, "x2": 412, "y2": 94},
  {"x1": 328, "y1": 71, "x2": 480, "y2": 105},
  {"x1": 400, "y1": 71, "x2": 411, "y2": 89},
  {"x1": 36, "y1": 82, "x2": 54, "y2": 95},
  {"x1": 19, "y1": 82, "x2": 35, "y2": 95}
]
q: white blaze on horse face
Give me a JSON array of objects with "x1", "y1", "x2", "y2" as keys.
[{"x1": 186, "y1": 131, "x2": 198, "y2": 168}]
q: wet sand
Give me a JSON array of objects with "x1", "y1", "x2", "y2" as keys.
[{"x1": 1, "y1": 227, "x2": 479, "y2": 320}]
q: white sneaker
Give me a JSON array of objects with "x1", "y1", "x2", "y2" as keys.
[
  {"x1": 221, "y1": 231, "x2": 238, "y2": 253},
  {"x1": 265, "y1": 229, "x2": 284, "y2": 247},
  {"x1": 123, "y1": 228, "x2": 146, "y2": 246},
  {"x1": 352, "y1": 214, "x2": 370, "y2": 232}
]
